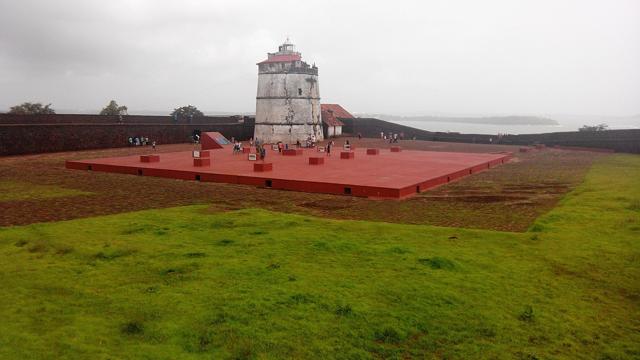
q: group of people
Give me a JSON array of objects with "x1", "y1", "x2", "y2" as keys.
[
  {"x1": 255, "y1": 143, "x2": 267, "y2": 160},
  {"x1": 300, "y1": 134, "x2": 317, "y2": 148},
  {"x1": 128, "y1": 136, "x2": 156, "y2": 149},
  {"x1": 244, "y1": 138, "x2": 267, "y2": 160},
  {"x1": 232, "y1": 141, "x2": 244, "y2": 154},
  {"x1": 275, "y1": 141, "x2": 291, "y2": 153},
  {"x1": 380, "y1": 132, "x2": 404, "y2": 143},
  {"x1": 230, "y1": 134, "x2": 366, "y2": 161}
]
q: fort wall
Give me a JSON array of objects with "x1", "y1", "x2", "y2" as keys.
[
  {"x1": 1, "y1": 114, "x2": 637, "y2": 156},
  {"x1": 0, "y1": 114, "x2": 253, "y2": 156}
]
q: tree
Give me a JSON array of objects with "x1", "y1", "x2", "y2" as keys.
[
  {"x1": 170, "y1": 105, "x2": 204, "y2": 121},
  {"x1": 579, "y1": 123, "x2": 609, "y2": 132},
  {"x1": 99, "y1": 100, "x2": 128, "y2": 116},
  {"x1": 9, "y1": 102, "x2": 55, "y2": 115}
]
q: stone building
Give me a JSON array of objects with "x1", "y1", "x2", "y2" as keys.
[{"x1": 254, "y1": 40, "x2": 323, "y2": 144}]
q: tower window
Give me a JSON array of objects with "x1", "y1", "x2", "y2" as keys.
[{"x1": 298, "y1": 88, "x2": 302, "y2": 96}]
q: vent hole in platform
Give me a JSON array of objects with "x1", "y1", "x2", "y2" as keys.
[
  {"x1": 195, "y1": 174, "x2": 201, "y2": 181},
  {"x1": 265, "y1": 179, "x2": 272, "y2": 188},
  {"x1": 87, "y1": 165, "x2": 92, "y2": 171},
  {"x1": 344, "y1": 187, "x2": 352, "y2": 195},
  {"x1": 298, "y1": 88, "x2": 302, "y2": 95},
  {"x1": 137, "y1": 169, "x2": 143, "y2": 176}
]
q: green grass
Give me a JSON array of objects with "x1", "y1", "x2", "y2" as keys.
[
  {"x1": 0, "y1": 155, "x2": 638, "y2": 359},
  {"x1": 0, "y1": 181, "x2": 91, "y2": 202}
]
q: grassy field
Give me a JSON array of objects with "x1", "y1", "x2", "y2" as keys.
[{"x1": 0, "y1": 154, "x2": 638, "y2": 359}]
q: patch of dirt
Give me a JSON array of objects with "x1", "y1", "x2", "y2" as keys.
[
  {"x1": 298, "y1": 199, "x2": 354, "y2": 211},
  {"x1": 0, "y1": 139, "x2": 604, "y2": 231},
  {"x1": 420, "y1": 195, "x2": 530, "y2": 203}
]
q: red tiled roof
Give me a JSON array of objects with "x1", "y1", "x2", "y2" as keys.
[
  {"x1": 321, "y1": 110, "x2": 345, "y2": 127},
  {"x1": 257, "y1": 54, "x2": 302, "y2": 64},
  {"x1": 321, "y1": 104, "x2": 354, "y2": 119}
]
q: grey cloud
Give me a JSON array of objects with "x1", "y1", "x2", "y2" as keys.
[{"x1": 0, "y1": 0, "x2": 638, "y2": 116}]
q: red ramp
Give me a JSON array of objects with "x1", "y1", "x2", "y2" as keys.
[{"x1": 201, "y1": 132, "x2": 231, "y2": 150}]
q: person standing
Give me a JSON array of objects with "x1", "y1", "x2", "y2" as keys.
[{"x1": 259, "y1": 145, "x2": 266, "y2": 161}]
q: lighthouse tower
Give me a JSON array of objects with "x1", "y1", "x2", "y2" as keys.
[{"x1": 254, "y1": 39, "x2": 323, "y2": 144}]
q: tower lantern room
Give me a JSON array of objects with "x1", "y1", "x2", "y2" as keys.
[{"x1": 278, "y1": 39, "x2": 296, "y2": 53}]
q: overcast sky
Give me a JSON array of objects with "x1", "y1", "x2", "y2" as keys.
[{"x1": 0, "y1": 0, "x2": 638, "y2": 116}]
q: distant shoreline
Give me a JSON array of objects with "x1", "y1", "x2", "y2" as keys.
[{"x1": 359, "y1": 115, "x2": 559, "y2": 126}]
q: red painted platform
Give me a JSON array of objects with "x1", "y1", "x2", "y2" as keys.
[
  {"x1": 340, "y1": 151, "x2": 355, "y2": 159},
  {"x1": 193, "y1": 158, "x2": 210, "y2": 167},
  {"x1": 140, "y1": 154, "x2": 160, "y2": 163},
  {"x1": 254, "y1": 162, "x2": 273, "y2": 172},
  {"x1": 309, "y1": 157, "x2": 325, "y2": 165},
  {"x1": 283, "y1": 149, "x2": 303, "y2": 156},
  {"x1": 66, "y1": 145, "x2": 511, "y2": 199}
]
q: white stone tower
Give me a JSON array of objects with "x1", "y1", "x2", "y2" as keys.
[{"x1": 254, "y1": 39, "x2": 323, "y2": 144}]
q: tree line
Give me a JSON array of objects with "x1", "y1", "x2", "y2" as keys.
[{"x1": 6, "y1": 101, "x2": 205, "y2": 120}]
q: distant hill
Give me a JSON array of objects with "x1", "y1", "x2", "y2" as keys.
[{"x1": 359, "y1": 114, "x2": 559, "y2": 126}]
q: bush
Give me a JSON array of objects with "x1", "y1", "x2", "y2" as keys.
[
  {"x1": 14, "y1": 239, "x2": 28, "y2": 247},
  {"x1": 9, "y1": 102, "x2": 55, "y2": 114},
  {"x1": 27, "y1": 243, "x2": 47, "y2": 253},
  {"x1": 418, "y1": 257, "x2": 456, "y2": 270},
  {"x1": 185, "y1": 252, "x2": 206, "y2": 258},
  {"x1": 290, "y1": 293, "x2": 313, "y2": 304},
  {"x1": 93, "y1": 249, "x2": 134, "y2": 261},
  {"x1": 121, "y1": 321, "x2": 143, "y2": 335},
  {"x1": 335, "y1": 304, "x2": 353, "y2": 316},
  {"x1": 519, "y1": 305, "x2": 534, "y2": 322},
  {"x1": 374, "y1": 326, "x2": 403, "y2": 344},
  {"x1": 55, "y1": 246, "x2": 74, "y2": 255},
  {"x1": 529, "y1": 224, "x2": 545, "y2": 232}
]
